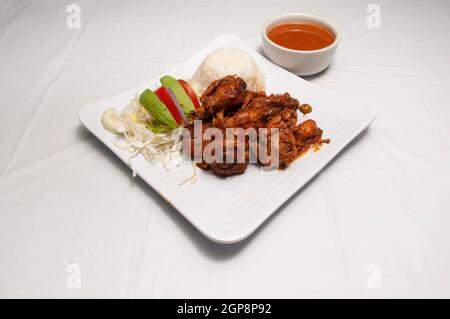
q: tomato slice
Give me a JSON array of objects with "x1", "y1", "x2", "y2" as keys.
[
  {"x1": 178, "y1": 79, "x2": 200, "y2": 109},
  {"x1": 154, "y1": 86, "x2": 183, "y2": 125}
]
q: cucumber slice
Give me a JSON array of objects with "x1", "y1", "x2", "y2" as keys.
[
  {"x1": 160, "y1": 75, "x2": 195, "y2": 114},
  {"x1": 139, "y1": 89, "x2": 177, "y2": 129}
]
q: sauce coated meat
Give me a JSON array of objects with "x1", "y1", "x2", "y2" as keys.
[{"x1": 186, "y1": 76, "x2": 329, "y2": 177}]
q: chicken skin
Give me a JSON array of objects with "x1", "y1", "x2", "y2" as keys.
[{"x1": 195, "y1": 75, "x2": 247, "y2": 118}]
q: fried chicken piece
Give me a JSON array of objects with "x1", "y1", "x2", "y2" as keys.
[
  {"x1": 215, "y1": 92, "x2": 299, "y2": 129},
  {"x1": 195, "y1": 75, "x2": 247, "y2": 118},
  {"x1": 184, "y1": 121, "x2": 213, "y2": 170},
  {"x1": 187, "y1": 76, "x2": 329, "y2": 177},
  {"x1": 210, "y1": 161, "x2": 248, "y2": 177},
  {"x1": 277, "y1": 119, "x2": 326, "y2": 168},
  {"x1": 213, "y1": 92, "x2": 328, "y2": 169},
  {"x1": 184, "y1": 119, "x2": 251, "y2": 176},
  {"x1": 296, "y1": 119, "x2": 318, "y2": 139}
]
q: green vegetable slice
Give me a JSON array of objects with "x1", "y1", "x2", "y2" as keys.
[
  {"x1": 139, "y1": 89, "x2": 177, "y2": 129},
  {"x1": 149, "y1": 120, "x2": 171, "y2": 134},
  {"x1": 160, "y1": 75, "x2": 195, "y2": 114}
]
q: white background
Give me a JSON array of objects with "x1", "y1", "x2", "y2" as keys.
[{"x1": 0, "y1": 0, "x2": 449, "y2": 298}]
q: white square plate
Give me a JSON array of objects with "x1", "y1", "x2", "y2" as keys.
[{"x1": 78, "y1": 34, "x2": 376, "y2": 244}]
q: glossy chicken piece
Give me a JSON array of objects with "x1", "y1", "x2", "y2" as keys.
[
  {"x1": 184, "y1": 121, "x2": 213, "y2": 170},
  {"x1": 215, "y1": 92, "x2": 300, "y2": 129},
  {"x1": 196, "y1": 75, "x2": 247, "y2": 118},
  {"x1": 210, "y1": 161, "x2": 248, "y2": 177},
  {"x1": 214, "y1": 92, "x2": 326, "y2": 169},
  {"x1": 188, "y1": 76, "x2": 329, "y2": 177}
]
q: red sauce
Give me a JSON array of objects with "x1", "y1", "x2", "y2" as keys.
[{"x1": 267, "y1": 23, "x2": 334, "y2": 51}]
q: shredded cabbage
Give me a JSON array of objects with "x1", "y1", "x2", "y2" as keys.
[{"x1": 101, "y1": 95, "x2": 184, "y2": 177}]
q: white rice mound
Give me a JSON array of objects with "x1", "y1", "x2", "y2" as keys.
[{"x1": 190, "y1": 47, "x2": 265, "y2": 95}]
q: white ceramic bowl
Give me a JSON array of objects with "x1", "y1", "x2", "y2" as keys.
[{"x1": 262, "y1": 13, "x2": 340, "y2": 76}]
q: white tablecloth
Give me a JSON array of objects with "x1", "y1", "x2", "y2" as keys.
[{"x1": 0, "y1": 0, "x2": 449, "y2": 298}]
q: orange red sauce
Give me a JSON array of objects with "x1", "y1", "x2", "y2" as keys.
[{"x1": 267, "y1": 23, "x2": 334, "y2": 51}]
